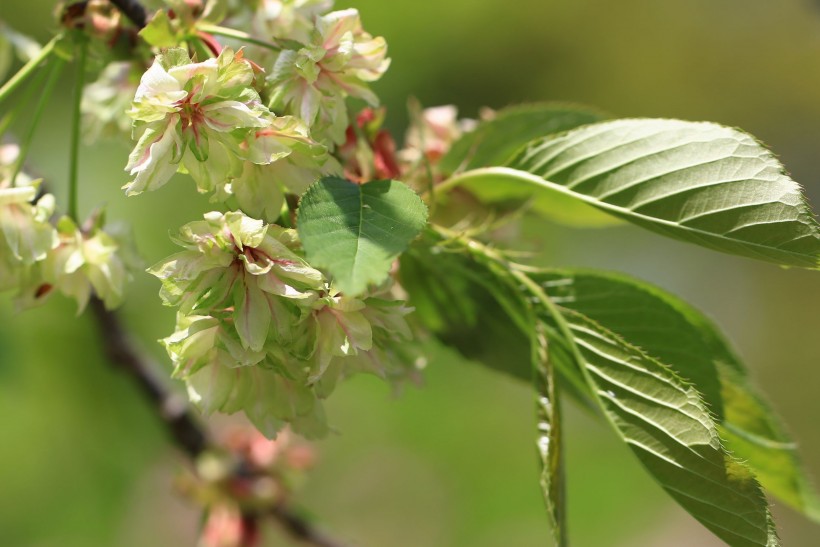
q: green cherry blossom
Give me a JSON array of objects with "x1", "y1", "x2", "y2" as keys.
[
  {"x1": 42, "y1": 216, "x2": 136, "y2": 312},
  {"x1": 267, "y1": 8, "x2": 390, "y2": 147},
  {"x1": 125, "y1": 48, "x2": 270, "y2": 197},
  {"x1": 149, "y1": 210, "x2": 324, "y2": 351},
  {"x1": 163, "y1": 312, "x2": 329, "y2": 438}
]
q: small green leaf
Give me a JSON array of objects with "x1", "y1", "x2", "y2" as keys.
[
  {"x1": 298, "y1": 177, "x2": 428, "y2": 296},
  {"x1": 503, "y1": 119, "x2": 820, "y2": 268},
  {"x1": 139, "y1": 10, "x2": 180, "y2": 48},
  {"x1": 529, "y1": 269, "x2": 820, "y2": 521}
]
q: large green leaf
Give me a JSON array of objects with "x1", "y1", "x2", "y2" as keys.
[
  {"x1": 441, "y1": 119, "x2": 820, "y2": 268},
  {"x1": 430, "y1": 232, "x2": 780, "y2": 545},
  {"x1": 529, "y1": 269, "x2": 820, "y2": 521},
  {"x1": 539, "y1": 305, "x2": 779, "y2": 546},
  {"x1": 297, "y1": 177, "x2": 428, "y2": 296},
  {"x1": 439, "y1": 102, "x2": 605, "y2": 173},
  {"x1": 436, "y1": 104, "x2": 616, "y2": 227}
]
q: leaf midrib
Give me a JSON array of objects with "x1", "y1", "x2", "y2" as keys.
[{"x1": 440, "y1": 166, "x2": 818, "y2": 265}]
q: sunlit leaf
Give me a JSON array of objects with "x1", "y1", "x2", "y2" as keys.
[
  {"x1": 442, "y1": 119, "x2": 820, "y2": 268},
  {"x1": 298, "y1": 177, "x2": 427, "y2": 296},
  {"x1": 538, "y1": 305, "x2": 779, "y2": 547},
  {"x1": 437, "y1": 103, "x2": 615, "y2": 227},
  {"x1": 440, "y1": 102, "x2": 605, "y2": 173},
  {"x1": 528, "y1": 269, "x2": 820, "y2": 521}
]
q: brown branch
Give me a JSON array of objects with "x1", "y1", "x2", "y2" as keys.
[
  {"x1": 108, "y1": 0, "x2": 148, "y2": 29},
  {"x1": 88, "y1": 296, "x2": 351, "y2": 547},
  {"x1": 89, "y1": 296, "x2": 208, "y2": 458}
]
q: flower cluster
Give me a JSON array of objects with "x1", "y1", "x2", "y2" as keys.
[
  {"x1": 124, "y1": 46, "x2": 336, "y2": 218},
  {"x1": 95, "y1": 2, "x2": 412, "y2": 435},
  {"x1": 152, "y1": 211, "x2": 419, "y2": 437},
  {"x1": 0, "y1": 144, "x2": 135, "y2": 311},
  {"x1": 267, "y1": 8, "x2": 390, "y2": 147}
]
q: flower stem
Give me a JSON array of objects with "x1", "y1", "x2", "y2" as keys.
[
  {"x1": 0, "y1": 63, "x2": 50, "y2": 136},
  {"x1": 0, "y1": 34, "x2": 62, "y2": 106},
  {"x1": 196, "y1": 23, "x2": 282, "y2": 52},
  {"x1": 68, "y1": 35, "x2": 88, "y2": 221},
  {"x1": 9, "y1": 58, "x2": 64, "y2": 187}
]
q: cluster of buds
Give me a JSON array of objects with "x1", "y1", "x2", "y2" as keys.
[
  {"x1": 0, "y1": 144, "x2": 135, "y2": 311},
  {"x1": 153, "y1": 210, "x2": 419, "y2": 437},
  {"x1": 178, "y1": 426, "x2": 316, "y2": 547}
]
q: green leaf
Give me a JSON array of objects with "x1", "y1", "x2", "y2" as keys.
[
  {"x1": 528, "y1": 269, "x2": 820, "y2": 521},
  {"x1": 401, "y1": 234, "x2": 569, "y2": 541},
  {"x1": 442, "y1": 119, "x2": 820, "y2": 268},
  {"x1": 533, "y1": 321, "x2": 566, "y2": 546},
  {"x1": 440, "y1": 103, "x2": 605, "y2": 173},
  {"x1": 539, "y1": 305, "x2": 779, "y2": 546},
  {"x1": 424, "y1": 230, "x2": 780, "y2": 545},
  {"x1": 531, "y1": 270, "x2": 820, "y2": 520},
  {"x1": 399, "y1": 239, "x2": 533, "y2": 381},
  {"x1": 138, "y1": 10, "x2": 180, "y2": 48},
  {"x1": 438, "y1": 103, "x2": 616, "y2": 227},
  {"x1": 297, "y1": 177, "x2": 428, "y2": 296}
]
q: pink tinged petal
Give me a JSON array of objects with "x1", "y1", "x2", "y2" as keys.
[
  {"x1": 0, "y1": 186, "x2": 36, "y2": 206},
  {"x1": 181, "y1": 140, "x2": 237, "y2": 194},
  {"x1": 233, "y1": 279, "x2": 271, "y2": 351},
  {"x1": 168, "y1": 58, "x2": 219, "y2": 89},
  {"x1": 318, "y1": 9, "x2": 362, "y2": 49},
  {"x1": 201, "y1": 101, "x2": 267, "y2": 132},
  {"x1": 134, "y1": 61, "x2": 185, "y2": 102},
  {"x1": 246, "y1": 130, "x2": 295, "y2": 165},
  {"x1": 124, "y1": 120, "x2": 182, "y2": 195},
  {"x1": 300, "y1": 84, "x2": 322, "y2": 125}
]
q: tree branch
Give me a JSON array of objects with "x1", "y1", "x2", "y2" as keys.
[
  {"x1": 88, "y1": 297, "x2": 350, "y2": 547},
  {"x1": 108, "y1": 0, "x2": 148, "y2": 29}
]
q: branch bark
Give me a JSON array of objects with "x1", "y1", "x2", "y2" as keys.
[
  {"x1": 88, "y1": 297, "x2": 350, "y2": 547},
  {"x1": 108, "y1": 0, "x2": 148, "y2": 29}
]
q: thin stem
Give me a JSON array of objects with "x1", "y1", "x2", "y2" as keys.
[
  {"x1": 68, "y1": 35, "x2": 88, "y2": 220},
  {"x1": 0, "y1": 65, "x2": 50, "y2": 137},
  {"x1": 10, "y1": 58, "x2": 64, "y2": 187},
  {"x1": 197, "y1": 23, "x2": 283, "y2": 52},
  {"x1": 0, "y1": 34, "x2": 62, "y2": 106}
]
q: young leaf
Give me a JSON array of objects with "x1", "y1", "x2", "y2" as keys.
[
  {"x1": 529, "y1": 269, "x2": 820, "y2": 521},
  {"x1": 439, "y1": 102, "x2": 605, "y2": 173},
  {"x1": 441, "y1": 119, "x2": 820, "y2": 268},
  {"x1": 533, "y1": 321, "x2": 567, "y2": 547},
  {"x1": 297, "y1": 177, "x2": 428, "y2": 296}
]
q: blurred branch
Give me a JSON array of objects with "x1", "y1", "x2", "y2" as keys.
[
  {"x1": 89, "y1": 296, "x2": 208, "y2": 457},
  {"x1": 88, "y1": 297, "x2": 350, "y2": 547},
  {"x1": 108, "y1": 0, "x2": 148, "y2": 29}
]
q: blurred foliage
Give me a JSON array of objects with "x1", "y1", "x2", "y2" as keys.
[{"x1": 2, "y1": 0, "x2": 820, "y2": 545}]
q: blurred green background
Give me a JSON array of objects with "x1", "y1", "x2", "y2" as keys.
[{"x1": 2, "y1": 0, "x2": 820, "y2": 545}]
